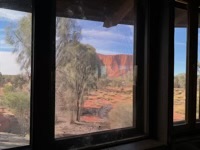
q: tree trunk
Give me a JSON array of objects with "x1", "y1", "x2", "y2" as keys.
[
  {"x1": 70, "y1": 102, "x2": 76, "y2": 124},
  {"x1": 76, "y1": 83, "x2": 87, "y2": 122},
  {"x1": 76, "y1": 91, "x2": 85, "y2": 122},
  {"x1": 76, "y1": 99, "x2": 81, "y2": 122}
]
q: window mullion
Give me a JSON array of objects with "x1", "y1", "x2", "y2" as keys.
[
  {"x1": 31, "y1": 0, "x2": 56, "y2": 149},
  {"x1": 185, "y1": 0, "x2": 198, "y2": 128},
  {"x1": 134, "y1": 0, "x2": 145, "y2": 132}
]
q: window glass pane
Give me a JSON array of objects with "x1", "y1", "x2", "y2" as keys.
[
  {"x1": 0, "y1": 5, "x2": 31, "y2": 150},
  {"x1": 55, "y1": 1, "x2": 135, "y2": 138},
  {"x1": 196, "y1": 14, "x2": 200, "y2": 120},
  {"x1": 174, "y1": 8, "x2": 187, "y2": 122}
]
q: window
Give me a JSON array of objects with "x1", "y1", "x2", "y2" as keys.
[
  {"x1": 174, "y1": 8, "x2": 187, "y2": 123},
  {"x1": 173, "y1": 0, "x2": 199, "y2": 135},
  {"x1": 1, "y1": 0, "x2": 146, "y2": 149},
  {"x1": 55, "y1": 18, "x2": 135, "y2": 138},
  {"x1": 0, "y1": 2, "x2": 32, "y2": 149},
  {"x1": 54, "y1": 0, "x2": 146, "y2": 149},
  {"x1": 2, "y1": 0, "x2": 196, "y2": 149}
]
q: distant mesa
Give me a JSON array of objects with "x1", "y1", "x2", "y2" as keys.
[{"x1": 97, "y1": 53, "x2": 133, "y2": 78}]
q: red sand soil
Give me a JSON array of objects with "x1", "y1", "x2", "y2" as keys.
[
  {"x1": 81, "y1": 116, "x2": 104, "y2": 123},
  {"x1": 81, "y1": 86, "x2": 133, "y2": 123},
  {"x1": 82, "y1": 87, "x2": 186, "y2": 123},
  {"x1": 173, "y1": 113, "x2": 185, "y2": 122}
]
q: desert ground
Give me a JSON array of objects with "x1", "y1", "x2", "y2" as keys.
[
  {"x1": 174, "y1": 88, "x2": 200, "y2": 122},
  {"x1": 0, "y1": 86, "x2": 197, "y2": 148},
  {"x1": 55, "y1": 85, "x2": 133, "y2": 138},
  {"x1": 55, "y1": 87, "x2": 195, "y2": 137}
]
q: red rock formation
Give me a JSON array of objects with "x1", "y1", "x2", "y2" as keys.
[{"x1": 97, "y1": 53, "x2": 133, "y2": 78}]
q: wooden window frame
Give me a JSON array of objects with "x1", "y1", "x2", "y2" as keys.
[
  {"x1": 2, "y1": 0, "x2": 147, "y2": 149},
  {"x1": 173, "y1": 0, "x2": 199, "y2": 138},
  {"x1": 3, "y1": 0, "x2": 197, "y2": 149}
]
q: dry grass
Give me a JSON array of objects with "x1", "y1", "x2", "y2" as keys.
[
  {"x1": 174, "y1": 88, "x2": 186, "y2": 121},
  {"x1": 55, "y1": 84, "x2": 133, "y2": 136},
  {"x1": 109, "y1": 102, "x2": 133, "y2": 129},
  {"x1": 174, "y1": 88, "x2": 200, "y2": 121}
]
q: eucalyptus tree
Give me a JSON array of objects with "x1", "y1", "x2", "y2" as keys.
[{"x1": 6, "y1": 15, "x2": 100, "y2": 123}]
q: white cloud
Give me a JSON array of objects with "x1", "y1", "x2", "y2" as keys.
[
  {"x1": 127, "y1": 25, "x2": 134, "y2": 33},
  {"x1": 0, "y1": 46, "x2": 13, "y2": 50},
  {"x1": 0, "y1": 40, "x2": 5, "y2": 45},
  {"x1": 0, "y1": 51, "x2": 21, "y2": 75},
  {"x1": 175, "y1": 42, "x2": 186, "y2": 46},
  {"x1": 97, "y1": 49, "x2": 130, "y2": 55},
  {"x1": 0, "y1": 8, "x2": 28, "y2": 21},
  {"x1": 82, "y1": 29, "x2": 127, "y2": 41},
  {"x1": 81, "y1": 38, "x2": 115, "y2": 47},
  {"x1": 81, "y1": 29, "x2": 133, "y2": 53},
  {"x1": 0, "y1": 39, "x2": 14, "y2": 49}
]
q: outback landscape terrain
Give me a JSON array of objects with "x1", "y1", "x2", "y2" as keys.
[
  {"x1": 0, "y1": 53, "x2": 191, "y2": 137},
  {"x1": 0, "y1": 53, "x2": 193, "y2": 148},
  {"x1": 174, "y1": 88, "x2": 186, "y2": 122},
  {"x1": 0, "y1": 53, "x2": 134, "y2": 146},
  {"x1": 0, "y1": 14, "x2": 194, "y2": 149},
  {"x1": 55, "y1": 53, "x2": 134, "y2": 137}
]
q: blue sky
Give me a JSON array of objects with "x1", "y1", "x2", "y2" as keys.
[
  {"x1": 174, "y1": 28, "x2": 200, "y2": 75},
  {"x1": 78, "y1": 20, "x2": 133, "y2": 54},
  {"x1": 0, "y1": 8, "x2": 199, "y2": 75},
  {"x1": 0, "y1": 9, "x2": 133, "y2": 75}
]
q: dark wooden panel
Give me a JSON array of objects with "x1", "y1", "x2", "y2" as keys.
[{"x1": 30, "y1": 0, "x2": 56, "y2": 149}]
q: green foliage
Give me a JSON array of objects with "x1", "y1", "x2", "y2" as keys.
[
  {"x1": 0, "y1": 72, "x2": 4, "y2": 86},
  {"x1": 123, "y1": 70, "x2": 133, "y2": 84},
  {"x1": 6, "y1": 15, "x2": 32, "y2": 74},
  {"x1": 174, "y1": 63, "x2": 200, "y2": 89},
  {"x1": 3, "y1": 84, "x2": 14, "y2": 93},
  {"x1": 56, "y1": 18, "x2": 100, "y2": 122},
  {"x1": 56, "y1": 43, "x2": 99, "y2": 122},
  {"x1": 1, "y1": 90, "x2": 30, "y2": 134},
  {"x1": 97, "y1": 78, "x2": 111, "y2": 88},
  {"x1": 2, "y1": 91, "x2": 29, "y2": 114},
  {"x1": 1, "y1": 75, "x2": 27, "y2": 90},
  {"x1": 174, "y1": 73, "x2": 186, "y2": 88},
  {"x1": 56, "y1": 18, "x2": 82, "y2": 66},
  {"x1": 12, "y1": 75, "x2": 27, "y2": 89},
  {"x1": 2, "y1": 75, "x2": 14, "y2": 83},
  {"x1": 5, "y1": 15, "x2": 100, "y2": 123},
  {"x1": 109, "y1": 77, "x2": 124, "y2": 87}
]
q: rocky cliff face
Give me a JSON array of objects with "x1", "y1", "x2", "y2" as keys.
[{"x1": 97, "y1": 53, "x2": 133, "y2": 78}]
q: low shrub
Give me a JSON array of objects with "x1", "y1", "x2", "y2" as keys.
[
  {"x1": 108, "y1": 103, "x2": 133, "y2": 129},
  {"x1": 1, "y1": 91, "x2": 30, "y2": 135}
]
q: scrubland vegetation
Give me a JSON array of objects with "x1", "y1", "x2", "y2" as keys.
[{"x1": 1, "y1": 14, "x2": 134, "y2": 138}]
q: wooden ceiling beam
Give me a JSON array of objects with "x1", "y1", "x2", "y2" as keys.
[{"x1": 103, "y1": 0, "x2": 134, "y2": 28}]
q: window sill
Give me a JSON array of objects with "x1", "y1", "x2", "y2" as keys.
[{"x1": 101, "y1": 139, "x2": 166, "y2": 150}]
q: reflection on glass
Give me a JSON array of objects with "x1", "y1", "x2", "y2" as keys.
[
  {"x1": 55, "y1": 18, "x2": 134, "y2": 138},
  {"x1": 0, "y1": 9, "x2": 31, "y2": 149},
  {"x1": 175, "y1": 0, "x2": 188, "y2": 4},
  {"x1": 174, "y1": 8, "x2": 187, "y2": 122}
]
